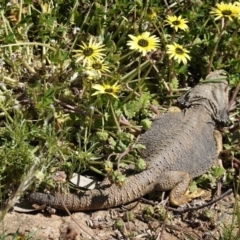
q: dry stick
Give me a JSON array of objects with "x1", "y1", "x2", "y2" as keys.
[
  {"x1": 228, "y1": 81, "x2": 240, "y2": 111},
  {"x1": 125, "y1": 82, "x2": 141, "y2": 97},
  {"x1": 149, "y1": 104, "x2": 160, "y2": 115},
  {"x1": 56, "y1": 185, "x2": 99, "y2": 240},
  {"x1": 157, "y1": 201, "x2": 170, "y2": 240},
  {"x1": 121, "y1": 200, "x2": 140, "y2": 212},
  {"x1": 231, "y1": 156, "x2": 240, "y2": 164},
  {"x1": 116, "y1": 135, "x2": 140, "y2": 171},
  {"x1": 54, "y1": 98, "x2": 88, "y2": 115},
  {"x1": 163, "y1": 0, "x2": 169, "y2": 9},
  {"x1": 106, "y1": 136, "x2": 140, "y2": 171},
  {"x1": 167, "y1": 188, "x2": 233, "y2": 214},
  {"x1": 119, "y1": 115, "x2": 142, "y2": 132},
  {"x1": 54, "y1": 98, "x2": 100, "y2": 118}
]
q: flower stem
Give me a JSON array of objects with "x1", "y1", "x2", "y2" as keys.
[
  {"x1": 121, "y1": 60, "x2": 151, "y2": 82},
  {"x1": 119, "y1": 50, "x2": 136, "y2": 61},
  {"x1": 207, "y1": 18, "x2": 226, "y2": 74},
  {"x1": 1, "y1": 42, "x2": 57, "y2": 52},
  {"x1": 110, "y1": 102, "x2": 121, "y2": 132}
]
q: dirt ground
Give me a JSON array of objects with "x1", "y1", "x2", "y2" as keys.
[{"x1": 0, "y1": 191, "x2": 238, "y2": 240}]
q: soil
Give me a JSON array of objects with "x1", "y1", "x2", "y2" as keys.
[{"x1": 0, "y1": 191, "x2": 238, "y2": 240}]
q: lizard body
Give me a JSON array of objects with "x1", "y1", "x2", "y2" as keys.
[{"x1": 26, "y1": 71, "x2": 229, "y2": 211}]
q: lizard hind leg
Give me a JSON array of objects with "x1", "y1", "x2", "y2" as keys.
[{"x1": 154, "y1": 171, "x2": 204, "y2": 206}]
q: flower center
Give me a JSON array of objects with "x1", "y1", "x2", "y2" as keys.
[
  {"x1": 138, "y1": 39, "x2": 149, "y2": 47},
  {"x1": 83, "y1": 48, "x2": 94, "y2": 56},
  {"x1": 176, "y1": 48, "x2": 184, "y2": 55},
  {"x1": 172, "y1": 20, "x2": 180, "y2": 25},
  {"x1": 92, "y1": 63, "x2": 102, "y2": 70},
  {"x1": 105, "y1": 87, "x2": 114, "y2": 93},
  {"x1": 147, "y1": 9, "x2": 156, "y2": 19},
  {"x1": 222, "y1": 10, "x2": 232, "y2": 16}
]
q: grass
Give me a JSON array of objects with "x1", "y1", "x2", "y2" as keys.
[{"x1": 0, "y1": 0, "x2": 240, "y2": 238}]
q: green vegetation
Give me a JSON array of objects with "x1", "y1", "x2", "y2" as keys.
[{"x1": 0, "y1": 0, "x2": 239, "y2": 237}]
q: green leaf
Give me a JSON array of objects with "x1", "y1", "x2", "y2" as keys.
[
  {"x1": 211, "y1": 166, "x2": 225, "y2": 178},
  {"x1": 169, "y1": 78, "x2": 179, "y2": 90},
  {"x1": 189, "y1": 181, "x2": 198, "y2": 192}
]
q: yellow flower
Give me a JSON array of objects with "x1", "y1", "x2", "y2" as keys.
[
  {"x1": 165, "y1": 15, "x2": 189, "y2": 32},
  {"x1": 147, "y1": 8, "x2": 157, "y2": 20},
  {"x1": 73, "y1": 37, "x2": 106, "y2": 66},
  {"x1": 86, "y1": 60, "x2": 110, "y2": 75},
  {"x1": 127, "y1": 32, "x2": 160, "y2": 56},
  {"x1": 92, "y1": 82, "x2": 120, "y2": 99},
  {"x1": 234, "y1": 2, "x2": 240, "y2": 7},
  {"x1": 166, "y1": 42, "x2": 191, "y2": 65},
  {"x1": 210, "y1": 2, "x2": 240, "y2": 21},
  {"x1": 81, "y1": 69, "x2": 100, "y2": 80}
]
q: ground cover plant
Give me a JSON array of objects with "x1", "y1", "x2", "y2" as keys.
[{"x1": 0, "y1": 0, "x2": 240, "y2": 239}]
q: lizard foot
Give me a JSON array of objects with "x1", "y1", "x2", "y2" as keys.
[{"x1": 184, "y1": 189, "x2": 206, "y2": 200}]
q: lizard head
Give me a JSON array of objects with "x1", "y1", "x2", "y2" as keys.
[{"x1": 178, "y1": 70, "x2": 229, "y2": 124}]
